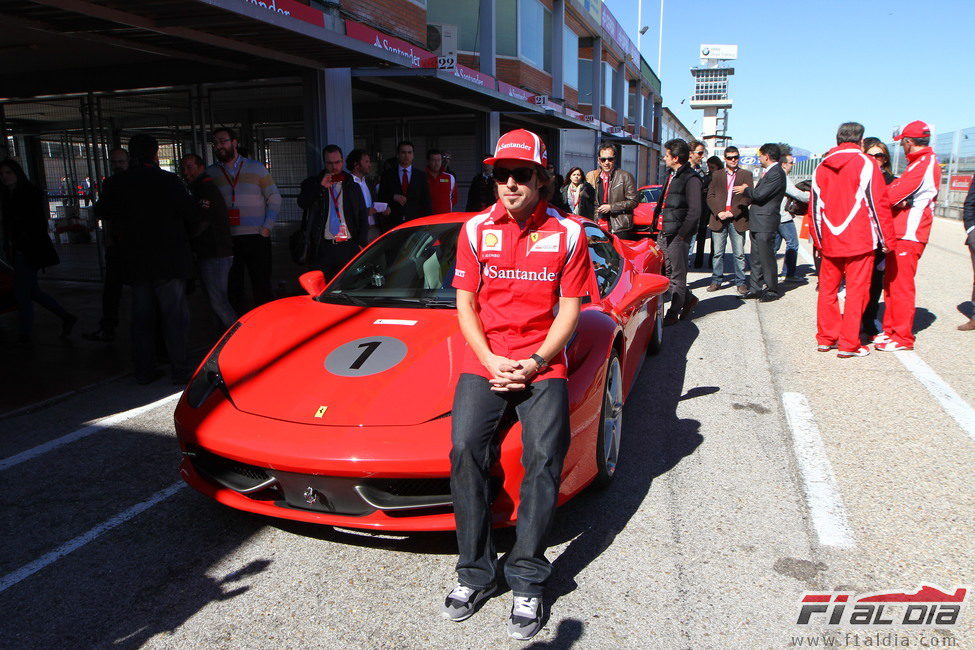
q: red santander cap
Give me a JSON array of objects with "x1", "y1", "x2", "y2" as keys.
[
  {"x1": 893, "y1": 120, "x2": 931, "y2": 140},
  {"x1": 483, "y1": 129, "x2": 548, "y2": 167}
]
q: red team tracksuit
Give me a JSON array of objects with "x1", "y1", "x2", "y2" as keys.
[
  {"x1": 428, "y1": 169, "x2": 458, "y2": 215},
  {"x1": 810, "y1": 143, "x2": 895, "y2": 352},
  {"x1": 881, "y1": 146, "x2": 941, "y2": 347}
]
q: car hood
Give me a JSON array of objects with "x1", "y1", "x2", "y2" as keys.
[{"x1": 218, "y1": 297, "x2": 465, "y2": 427}]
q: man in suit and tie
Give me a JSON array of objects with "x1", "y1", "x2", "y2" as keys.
[
  {"x1": 706, "y1": 146, "x2": 753, "y2": 294},
  {"x1": 377, "y1": 140, "x2": 432, "y2": 232},
  {"x1": 734, "y1": 143, "x2": 787, "y2": 301}
]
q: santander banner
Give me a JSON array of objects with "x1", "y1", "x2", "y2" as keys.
[
  {"x1": 241, "y1": 0, "x2": 324, "y2": 28},
  {"x1": 345, "y1": 20, "x2": 434, "y2": 68}
]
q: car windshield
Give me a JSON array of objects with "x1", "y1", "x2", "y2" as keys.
[
  {"x1": 640, "y1": 187, "x2": 662, "y2": 203},
  {"x1": 318, "y1": 223, "x2": 462, "y2": 308}
]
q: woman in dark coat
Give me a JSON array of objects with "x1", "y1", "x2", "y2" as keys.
[
  {"x1": 859, "y1": 139, "x2": 896, "y2": 338},
  {"x1": 559, "y1": 167, "x2": 596, "y2": 221},
  {"x1": 1, "y1": 159, "x2": 75, "y2": 343}
]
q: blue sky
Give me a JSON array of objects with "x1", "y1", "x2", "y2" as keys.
[{"x1": 603, "y1": 0, "x2": 974, "y2": 154}]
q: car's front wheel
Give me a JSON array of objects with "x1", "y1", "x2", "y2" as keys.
[{"x1": 594, "y1": 351, "x2": 623, "y2": 487}]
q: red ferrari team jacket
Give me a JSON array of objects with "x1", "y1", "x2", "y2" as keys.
[
  {"x1": 452, "y1": 200, "x2": 595, "y2": 380},
  {"x1": 427, "y1": 170, "x2": 458, "y2": 215},
  {"x1": 885, "y1": 146, "x2": 940, "y2": 244},
  {"x1": 809, "y1": 143, "x2": 895, "y2": 257}
]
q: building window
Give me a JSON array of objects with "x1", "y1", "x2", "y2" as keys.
[
  {"x1": 563, "y1": 27, "x2": 579, "y2": 88},
  {"x1": 518, "y1": 0, "x2": 546, "y2": 69},
  {"x1": 603, "y1": 61, "x2": 613, "y2": 107},
  {"x1": 427, "y1": 0, "x2": 478, "y2": 52},
  {"x1": 578, "y1": 57, "x2": 592, "y2": 104},
  {"x1": 496, "y1": 0, "x2": 517, "y2": 57}
]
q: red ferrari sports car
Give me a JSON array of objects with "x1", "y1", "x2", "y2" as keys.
[
  {"x1": 632, "y1": 184, "x2": 663, "y2": 234},
  {"x1": 174, "y1": 213, "x2": 669, "y2": 531}
]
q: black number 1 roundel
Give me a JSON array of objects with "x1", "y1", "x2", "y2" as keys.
[{"x1": 324, "y1": 336, "x2": 408, "y2": 377}]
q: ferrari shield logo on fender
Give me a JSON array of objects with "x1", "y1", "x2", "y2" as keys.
[{"x1": 314, "y1": 405, "x2": 328, "y2": 418}]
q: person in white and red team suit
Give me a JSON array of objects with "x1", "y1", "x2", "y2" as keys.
[
  {"x1": 873, "y1": 120, "x2": 941, "y2": 351},
  {"x1": 441, "y1": 129, "x2": 595, "y2": 641},
  {"x1": 809, "y1": 122, "x2": 896, "y2": 358},
  {"x1": 426, "y1": 148, "x2": 458, "y2": 214}
]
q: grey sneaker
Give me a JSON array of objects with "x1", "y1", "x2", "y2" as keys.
[
  {"x1": 507, "y1": 596, "x2": 544, "y2": 640},
  {"x1": 440, "y1": 582, "x2": 496, "y2": 622}
]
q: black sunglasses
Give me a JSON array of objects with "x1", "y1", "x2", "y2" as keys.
[
  {"x1": 599, "y1": 156, "x2": 615, "y2": 162},
  {"x1": 870, "y1": 152, "x2": 887, "y2": 159},
  {"x1": 725, "y1": 155, "x2": 739, "y2": 160},
  {"x1": 492, "y1": 166, "x2": 536, "y2": 184}
]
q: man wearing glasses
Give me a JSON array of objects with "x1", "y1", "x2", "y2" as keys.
[
  {"x1": 705, "y1": 145, "x2": 753, "y2": 293},
  {"x1": 443, "y1": 129, "x2": 595, "y2": 640},
  {"x1": 688, "y1": 140, "x2": 711, "y2": 269},
  {"x1": 585, "y1": 142, "x2": 638, "y2": 237}
]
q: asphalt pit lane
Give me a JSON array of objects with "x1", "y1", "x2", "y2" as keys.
[
  {"x1": 732, "y1": 402, "x2": 771, "y2": 414},
  {"x1": 773, "y1": 557, "x2": 828, "y2": 583}
]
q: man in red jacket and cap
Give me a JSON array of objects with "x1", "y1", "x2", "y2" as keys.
[
  {"x1": 809, "y1": 122, "x2": 895, "y2": 357},
  {"x1": 873, "y1": 120, "x2": 941, "y2": 351}
]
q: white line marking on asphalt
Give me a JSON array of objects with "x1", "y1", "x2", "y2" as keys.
[
  {"x1": 781, "y1": 392, "x2": 856, "y2": 548},
  {"x1": 0, "y1": 392, "x2": 181, "y2": 472},
  {"x1": 0, "y1": 482, "x2": 185, "y2": 594},
  {"x1": 894, "y1": 351, "x2": 975, "y2": 443}
]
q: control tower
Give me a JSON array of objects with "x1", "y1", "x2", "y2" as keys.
[{"x1": 690, "y1": 44, "x2": 737, "y2": 150}]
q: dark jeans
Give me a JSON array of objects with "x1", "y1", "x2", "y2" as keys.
[
  {"x1": 775, "y1": 220, "x2": 800, "y2": 278},
  {"x1": 451, "y1": 374, "x2": 570, "y2": 597},
  {"x1": 228, "y1": 234, "x2": 273, "y2": 315},
  {"x1": 314, "y1": 239, "x2": 359, "y2": 280},
  {"x1": 969, "y1": 240, "x2": 975, "y2": 304},
  {"x1": 199, "y1": 256, "x2": 236, "y2": 332},
  {"x1": 748, "y1": 231, "x2": 779, "y2": 295},
  {"x1": 130, "y1": 279, "x2": 190, "y2": 382},
  {"x1": 693, "y1": 213, "x2": 709, "y2": 268},
  {"x1": 13, "y1": 250, "x2": 71, "y2": 341},
  {"x1": 661, "y1": 233, "x2": 693, "y2": 317},
  {"x1": 100, "y1": 245, "x2": 124, "y2": 332},
  {"x1": 861, "y1": 249, "x2": 885, "y2": 335}
]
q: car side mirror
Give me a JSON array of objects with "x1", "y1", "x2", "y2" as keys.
[
  {"x1": 299, "y1": 270, "x2": 326, "y2": 296},
  {"x1": 618, "y1": 273, "x2": 669, "y2": 314}
]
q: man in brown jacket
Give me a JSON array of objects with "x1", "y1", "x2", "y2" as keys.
[
  {"x1": 706, "y1": 145, "x2": 753, "y2": 294},
  {"x1": 586, "y1": 142, "x2": 638, "y2": 237}
]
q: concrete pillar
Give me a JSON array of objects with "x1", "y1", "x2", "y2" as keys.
[
  {"x1": 591, "y1": 37, "x2": 602, "y2": 124},
  {"x1": 551, "y1": 0, "x2": 565, "y2": 101},
  {"x1": 479, "y1": 0, "x2": 496, "y2": 77},
  {"x1": 303, "y1": 68, "x2": 354, "y2": 174},
  {"x1": 482, "y1": 111, "x2": 500, "y2": 158}
]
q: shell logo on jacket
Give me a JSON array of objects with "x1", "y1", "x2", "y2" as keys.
[{"x1": 810, "y1": 143, "x2": 895, "y2": 257}]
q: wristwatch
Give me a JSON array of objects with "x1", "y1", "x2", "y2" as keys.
[{"x1": 530, "y1": 353, "x2": 548, "y2": 371}]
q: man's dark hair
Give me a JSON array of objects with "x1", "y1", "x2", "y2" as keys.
[
  {"x1": 836, "y1": 122, "x2": 865, "y2": 145},
  {"x1": 396, "y1": 140, "x2": 414, "y2": 153},
  {"x1": 664, "y1": 138, "x2": 690, "y2": 164},
  {"x1": 724, "y1": 145, "x2": 739, "y2": 156},
  {"x1": 128, "y1": 134, "x2": 159, "y2": 163},
  {"x1": 758, "y1": 142, "x2": 781, "y2": 161},
  {"x1": 427, "y1": 148, "x2": 443, "y2": 160},
  {"x1": 905, "y1": 136, "x2": 930, "y2": 147},
  {"x1": 181, "y1": 153, "x2": 205, "y2": 167},
  {"x1": 346, "y1": 148, "x2": 369, "y2": 172},
  {"x1": 212, "y1": 127, "x2": 238, "y2": 142},
  {"x1": 706, "y1": 155, "x2": 724, "y2": 172},
  {"x1": 321, "y1": 144, "x2": 343, "y2": 161},
  {"x1": 598, "y1": 141, "x2": 619, "y2": 157},
  {"x1": 689, "y1": 140, "x2": 706, "y2": 153}
]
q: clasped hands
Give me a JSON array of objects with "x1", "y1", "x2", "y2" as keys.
[{"x1": 484, "y1": 354, "x2": 540, "y2": 392}]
